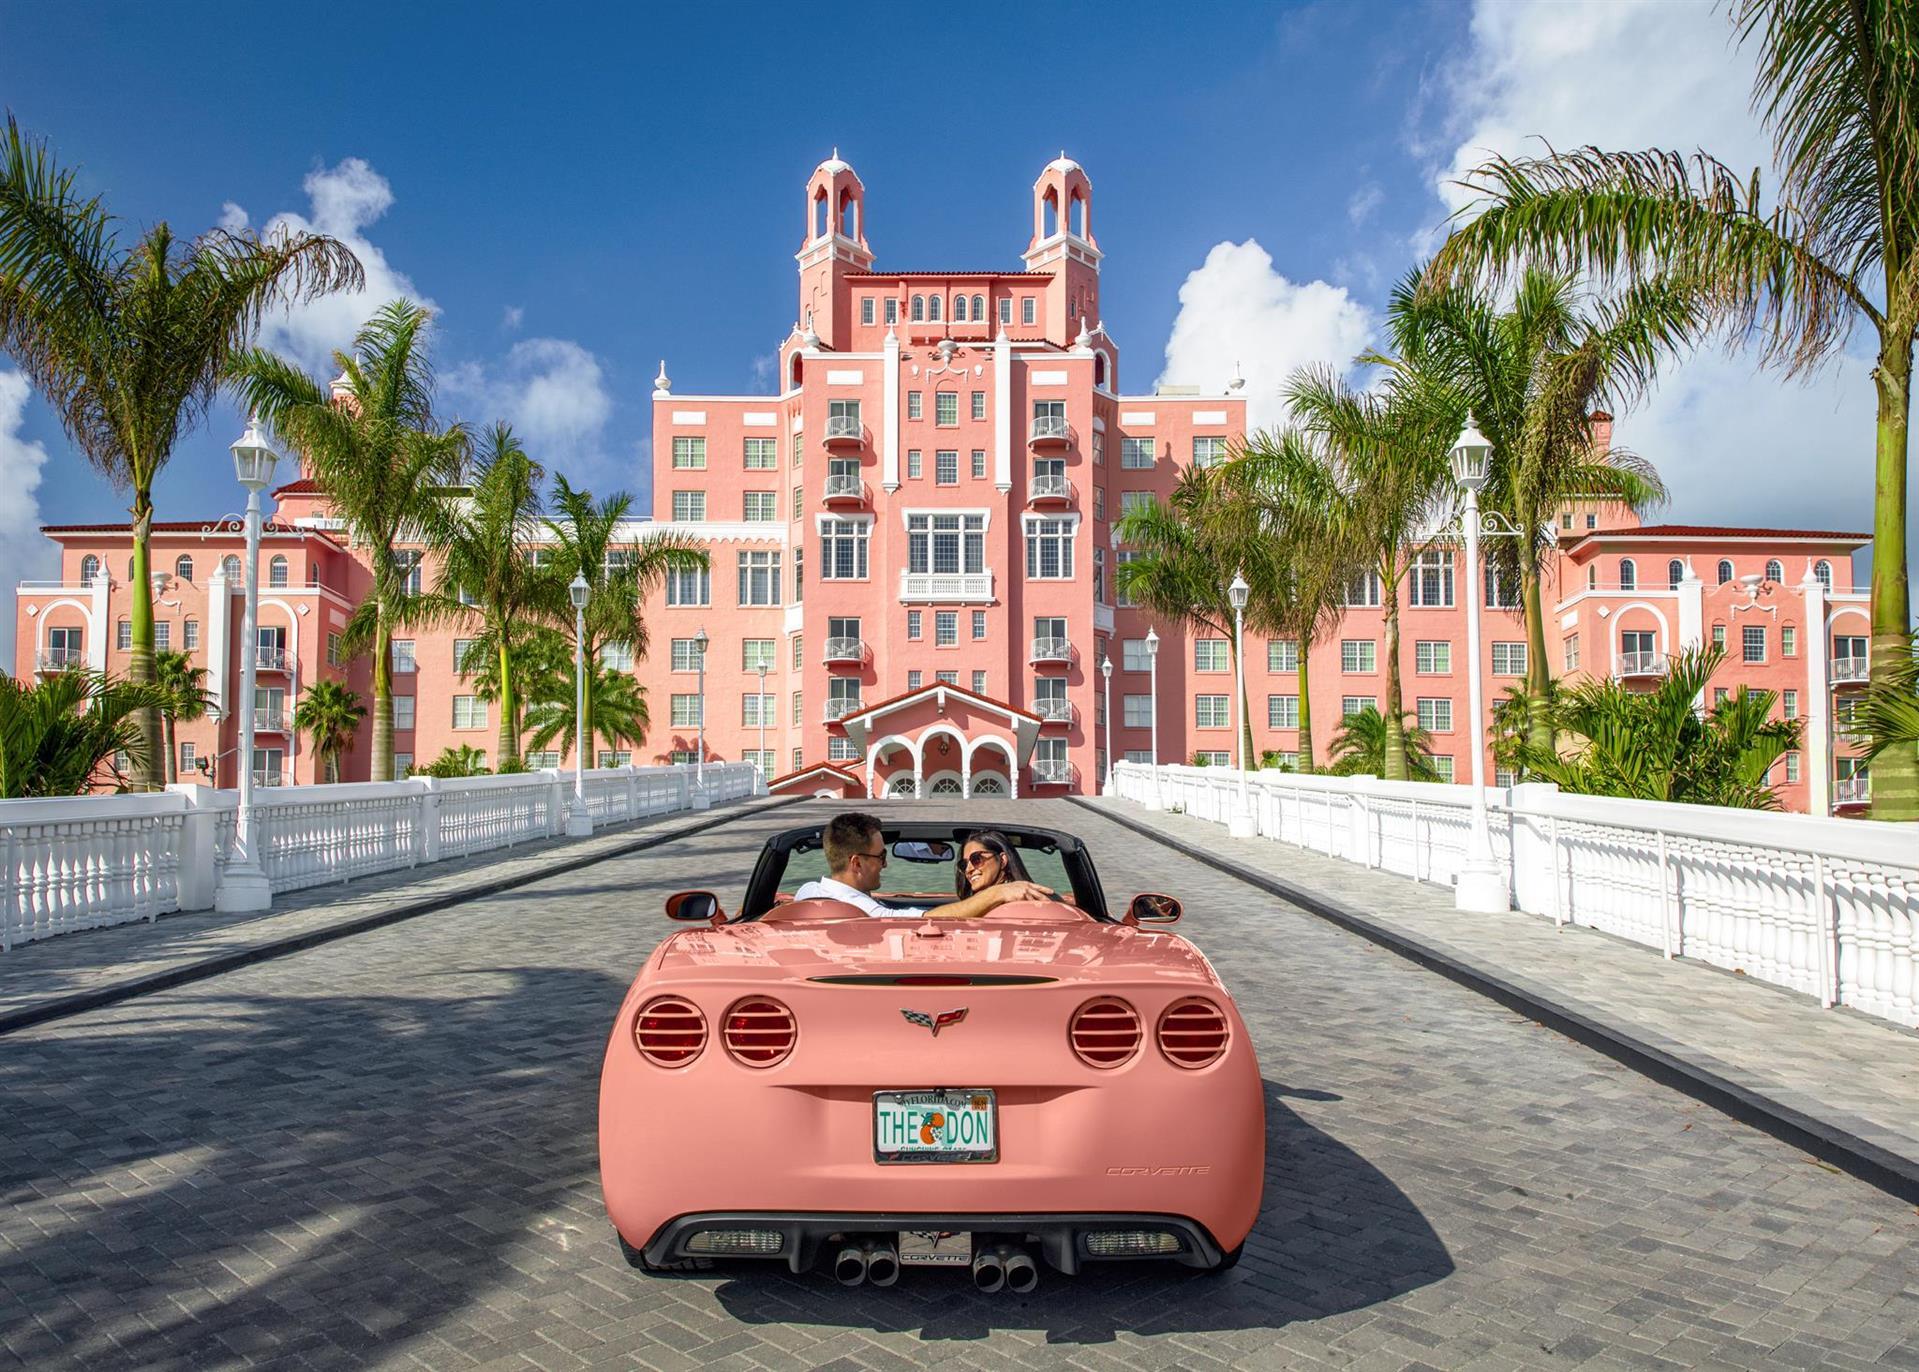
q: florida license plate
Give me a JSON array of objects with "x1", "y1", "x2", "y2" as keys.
[{"x1": 873, "y1": 1089, "x2": 998, "y2": 1164}]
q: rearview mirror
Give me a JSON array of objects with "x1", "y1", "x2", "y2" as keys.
[
  {"x1": 665, "y1": 891, "x2": 726, "y2": 926},
  {"x1": 1127, "y1": 893, "x2": 1182, "y2": 925},
  {"x1": 893, "y1": 839, "x2": 955, "y2": 863}
]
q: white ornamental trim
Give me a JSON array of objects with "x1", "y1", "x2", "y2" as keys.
[
  {"x1": 1120, "y1": 411, "x2": 1155, "y2": 425},
  {"x1": 1030, "y1": 370, "x2": 1068, "y2": 386},
  {"x1": 826, "y1": 369, "x2": 866, "y2": 385},
  {"x1": 1193, "y1": 410, "x2": 1228, "y2": 424},
  {"x1": 743, "y1": 412, "x2": 778, "y2": 427},
  {"x1": 670, "y1": 410, "x2": 707, "y2": 425}
]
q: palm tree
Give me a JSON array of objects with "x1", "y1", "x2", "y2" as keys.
[
  {"x1": 523, "y1": 660, "x2": 651, "y2": 765},
  {"x1": 417, "y1": 743, "x2": 489, "y2": 778},
  {"x1": 0, "y1": 670, "x2": 166, "y2": 797},
  {"x1": 1286, "y1": 363, "x2": 1462, "y2": 780},
  {"x1": 1519, "y1": 646, "x2": 1801, "y2": 809},
  {"x1": 1426, "y1": 0, "x2": 1919, "y2": 816},
  {"x1": 461, "y1": 621, "x2": 571, "y2": 761},
  {"x1": 0, "y1": 116, "x2": 362, "y2": 788},
  {"x1": 293, "y1": 679, "x2": 367, "y2": 783},
  {"x1": 151, "y1": 650, "x2": 211, "y2": 785},
  {"x1": 545, "y1": 476, "x2": 704, "y2": 759},
  {"x1": 1327, "y1": 705, "x2": 1445, "y2": 783},
  {"x1": 228, "y1": 299, "x2": 467, "y2": 783},
  {"x1": 1846, "y1": 630, "x2": 1919, "y2": 773},
  {"x1": 415, "y1": 423, "x2": 565, "y2": 771}
]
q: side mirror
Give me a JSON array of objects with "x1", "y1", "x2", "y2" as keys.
[
  {"x1": 666, "y1": 891, "x2": 726, "y2": 927},
  {"x1": 893, "y1": 839, "x2": 955, "y2": 863},
  {"x1": 1126, "y1": 893, "x2": 1182, "y2": 926}
]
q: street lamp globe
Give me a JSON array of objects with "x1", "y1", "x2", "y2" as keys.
[
  {"x1": 1100, "y1": 656, "x2": 1112, "y2": 681},
  {"x1": 693, "y1": 625, "x2": 709, "y2": 654},
  {"x1": 230, "y1": 414, "x2": 280, "y2": 492},
  {"x1": 1450, "y1": 420, "x2": 1492, "y2": 490},
  {"x1": 568, "y1": 573, "x2": 590, "y2": 610},
  {"x1": 1227, "y1": 570, "x2": 1250, "y2": 610},
  {"x1": 1144, "y1": 626, "x2": 1159, "y2": 657}
]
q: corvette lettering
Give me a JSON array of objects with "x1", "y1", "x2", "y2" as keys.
[
  {"x1": 901, "y1": 1007, "x2": 968, "y2": 1036},
  {"x1": 1105, "y1": 1165, "x2": 1213, "y2": 1177}
]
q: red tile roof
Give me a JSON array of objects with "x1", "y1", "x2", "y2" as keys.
[
  {"x1": 1569, "y1": 524, "x2": 1869, "y2": 551},
  {"x1": 41, "y1": 519, "x2": 346, "y2": 547},
  {"x1": 841, "y1": 681, "x2": 1041, "y2": 725},
  {"x1": 271, "y1": 477, "x2": 324, "y2": 496}
]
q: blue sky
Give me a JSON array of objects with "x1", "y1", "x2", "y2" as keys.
[{"x1": 0, "y1": 0, "x2": 1903, "y2": 657}]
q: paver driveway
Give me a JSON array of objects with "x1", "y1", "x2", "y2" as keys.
[{"x1": 2, "y1": 799, "x2": 1915, "y2": 1371}]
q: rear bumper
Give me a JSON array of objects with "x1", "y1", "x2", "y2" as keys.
[{"x1": 639, "y1": 1210, "x2": 1228, "y2": 1274}]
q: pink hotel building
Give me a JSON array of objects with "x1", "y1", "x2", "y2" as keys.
[{"x1": 11, "y1": 155, "x2": 1877, "y2": 814}]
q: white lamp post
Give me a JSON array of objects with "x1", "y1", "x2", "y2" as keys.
[
  {"x1": 566, "y1": 573, "x2": 592, "y2": 836},
  {"x1": 1145, "y1": 626, "x2": 1162, "y2": 810},
  {"x1": 1450, "y1": 420, "x2": 1511, "y2": 913},
  {"x1": 214, "y1": 414, "x2": 280, "y2": 913},
  {"x1": 756, "y1": 661, "x2": 769, "y2": 793},
  {"x1": 1100, "y1": 654, "x2": 1114, "y2": 794},
  {"x1": 692, "y1": 625, "x2": 710, "y2": 807},
  {"x1": 1226, "y1": 571, "x2": 1256, "y2": 837}
]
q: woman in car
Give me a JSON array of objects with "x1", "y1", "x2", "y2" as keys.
[{"x1": 955, "y1": 830, "x2": 1035, "y2": 898}]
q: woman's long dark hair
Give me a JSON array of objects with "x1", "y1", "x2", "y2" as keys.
[{"x1": 955, "y1": 830, "x2": 1031, "y2": 897}]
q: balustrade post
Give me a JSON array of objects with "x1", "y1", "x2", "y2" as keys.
[
  {"x1": 1812, "y1": 851, "x2": 1836, "y2": 1008},
  {"x1": 1550, "y1": 816, "x2": 1565, "y2": 929},
  {"x1": 418, "y1": 778, "x2": 442, "y2": 865},
  {"x1": 547, "y1": 770, "x2": 568, "y2": 838},
  {"x1": 2, "y1": 823, "x2": 18, "y2": 951},
  {"x1": 625, "y1": 766, "x2": 639, "y2": 821},
  {"x1": 167, "y1": 785, "x2": 218, "y2": 912},
  {"x1": 1658, "y1": 830, "x2": 1675, "y2": 959}
]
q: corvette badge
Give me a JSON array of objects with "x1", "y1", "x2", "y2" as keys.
[{"x1": 901, "y1": 1007, "x2": 968, "y2": 1036}]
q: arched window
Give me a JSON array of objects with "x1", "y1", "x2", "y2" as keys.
[
  {"x1": 221, "y1": 554, "x2": 241, "y2": 580},
  {"x1": 1668, "y1": 559, "x2": 1685, "y2": 589},
  {"x1": 928, "y1": 295, "x2": 942, "y2": 322},
  {"x1": 838, "y1": 189, "x2": 857, "y2": 239},
  {"x1": 1717, "y1": 559, "x2": 1734, "y2": 585},
  {"x1": 789, "y1": 351, "x2": 802, "y2": 388},
  {"x1": 971, "y1": 774, "x2": 1007, "y2": 795},
  {"x1": 952, "y1": 295, "x2": 967, "y2": 322},
  {"x1": 1070, "y1": 191, "x2": 1086, "y2": 238},
  {"x1": 1765, "y1": 559, "x2": 1783, "y2": 582},
  {"x1": 174, "y1": 554, "x2": 194, "y2": 583},
  {"x1": 80, "y1": 554, "x2": 100, "y2": 584},
  {"x1": 1094, "y1": 354, "x2": 1108, "y2": 388},
  {"x1": 930, "y1": 775, "x2": 962, "y2": 795},
  {"x1": 1043, "y1": 188, "x2": 1060, "y2": 238},
  {"x1": 269, "y1": 555, "x2": 289, "y2": 588},
  {"x1": 910, "y1": 295, "x2": 925, "y2": 322},
  {"x1": 971, "y1": 294, "x2": 984, "y2": 320},
  {"x1": 1618, "y1": 558, "x2": 1636, "y2": 591},
  {"x1": 812, "y1": 189, "x2": 828, "y2": 241},
  {"x1": 1814, "y1": 559, "x2": 1832, "y2": 590},
  {"x1": 1587, "y1": 565, "x2": 1598, "y2": 589},
  {"x1": 128, "y1": 557, "x2": 137, "y2": 580}
]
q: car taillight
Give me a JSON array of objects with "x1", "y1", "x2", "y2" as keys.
[
  {"x1": 634, "y1": 996, "x2": 706, "y2": 1067},
  {"x1": 1069, "y1": 997, "x2": 1142, "y2": 1068},
  {"x1": 722, "y1": 996, "x2": 797, "y2": 1067},
  {"x1": 1156, "y1": 998, "x2": 1230, "y2": 1068}
]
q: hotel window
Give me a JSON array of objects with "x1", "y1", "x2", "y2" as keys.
[
  {"x1": 1765, "y1": 559, "x2": 1784, "y2": 582},
  {"x1": 1118, "y1": 491, "x2": 1152, "y2": 517},
  {"x1": 671, "y1": 491, "x2": 705, "y2": 522},
  {"x1": 1340, "y1": 569, "x2": 1382, "y2": 607},
  {"x1": 452, "y1": 695, "x2": 488, "y2": 730},
  {"x1": 911, "y1": 295, "x2": 925, "y2": 322},
  {"x1": 1025, "y1": 517, "x2": 1076, "y2": 579},
  {"x1": 670, "y1": 639, "x2": 701, "y2": 672},
  {"x1": 668, "y1": 750, "x2": 696, "y2": 765},
  {"x1": 1432, "y1": 757, "x2": 1455, "y2": 783},
  {"x1": 393, "y1": 752, "x2": 413, "y2": 778},
  {"x1": 670, "y1": 694, "x2": 702, "y2": 727},
  {"x1": 1269, "y1": 639, "x2": 1299, "y2": 673},
  {"x1": 742, "y1": 639, "x2": 775, "y2": 672},
  {"x1": 936, "y1": 450, "x2": 959, "y2": 485},
  {"x1": 391, "y1": 639, "x2": 416, "y2": 673},
  {"x1": 1814, "y1": 559, "x2": 1832, "y2": 590},
  {"x1": 1094, "y1": 488, "x2": 1104, "y2": 519},
  {"x1": 884, "y1": 298, "x2": 898, "y2": 325},
  {"x1": 1409, "y1": 549, "x2": 1454, "y2": 607},
  {"x1": 671, "y1": 436, "x2": 706, "y2": 469},
  {"x1": 828, "y1": 735, "x2": 857, "y2": 761},
  {"x1": 1782, "y1": 625, "x2": 1798, "y2": 657},
  {"x1": 1093, "y1": 431, "x2": 1105, "y2": 465},
  {"x1": 1718, "y1": 559, "x2": 1735, "y2": 584},
  {"x1": 1785, "y1": 753, "x2": 1801, "y2": 784},
  {"x1": 791, "y1": 747, "x2": 804, "y2": 771},
  {"x1": 972, "y1": 610, "x2": 987, "y2": 639},
  {"x1": 1618, "y1": 558, "x2": 1636, "y2": 590},
  {"x1": 1783, "y1": 689, "x2": 1799, "y2": 720},
  {"x1": 1714, "y1": 687, "x2": 1730, "y2": 706},
  {"x1": 1563, "y1": 633, "x2": 1580, "y2": 671},
  {"x1": 602, "y1": 641, "x2": 636, "y2": 672},
  {"x1": 907, "y1": 512, "x2": 986, "y2": 574},
  {"x1": 969, "y1": 670, "x2": 985, "y2": 694},
  {"x1": 1585, "y1": 513, "x2": 1597, "y2": 529},
  {"x1": 1120, "y1": 437, "x2": 1154, "y2": 468},
  {"x1": 1192, "y1": 436, "x2": 1228, "y2": 468},
  {"x1": 1121, "y1": 639, "x2": 1150, "y2": 672},
  {"x1": 221, "y1": 554, "x2": 241, "y2": 580},
  {"x1": 393, "y1": 695, "x2": 416, "y2": 730},
  {"x1": 907, "y1": 449, "x2": 922, "y2": 478},
  {"x1": 1022, "y1": 297, "x2": 1036, "y2": 325},
  {"x1": 1492, "y1": 642, "x2": 1527, "y2": 676},
  {"x1": 1417, "y1": 698, "x2": 1453, "y2": 732},
  {"x1": 1341, "y1": 696, "x2": 1374, "y2": 719},
  {"x1": 1268, "y1": 695, "x2": 1299, "y2": 729},
  {"x1": 326, "y1": 632, "x2": 342, "y2": 666},
  {"x1": 935, "y1": 611, "x2": 958, "y2": 646},
  {"x1": 1743, "y1": 625, "x2": 1766, "y2": 662},
  {"x1": 999, "y1": 297, "x2": 1012, "y2": 325},
  {"x1": 1124, "y1": 750, "x2": 1151, "y2": 764},
  {"x1": 267, "y1": 555, "x2": 288, "y2": 588},
  {"x1": 152, "y1": 622, "x2": 170, "y2": 652},
  {"x1": 737, "y1": 551, "x2": 782, "y2": 606},
  {"x1": 744, "y1": 438, "x2": 777, "y2": 469},
  {"x1": 1094, "y1": 545, "x2": 1105, "y2": 602},
  {"x1": 1668, "y1": 559, "x2": 1685, "y2": 589},
  {"x1": 599, "y1": 750, "x2": 633, "y2": 768},
  {"x1": 1195, "y1": 695, "x2": 1230, "y2": 729},
  {"x1": 971, "y1": 294, "x2": 984, "y2": 320},
  {"x1": 952, "y1": 295, "x2": 967, "y2": 322},
  {"x1": 907, "y1": 610, "x2": 922, "y2": 640},
  {"x1": 1484, "y1": 563, "x2": 1521, "y2": 608},
  {"x1": 1123, "y1": 694, "x2": 1153, "y2": 728},
  {"x1": 1587, "y1": 566, "x2": 1598, "y2": 589},
  {"x1": 1711, "y1": 623, "x2": 1726, "y2": 650},
  {"x1": 907, "y1": 391, "x2": 923, "y2": 420},
  {"x1": 820, "y1": 518, "x2": 869, "y2": 580},
  {"x1": 183, "y1": 619, "x2": 199, "y2": 652},
  {"x1": 180, "y1": 742, "x2": 196, "y2": 773},
  {"x1": 395, "y1": 550, "x2": 424, "y2": 597},
  {"x1": 827, "y1": 678, "x2": 861, "y2": 717},
  {"x1": 970, "y1": 449, "x2": 986, "y2": 479},
  {"x1": 936, "y1": 670, "x2": 957, "y2": 685},
  {"x1": 971, "y1": 391, "x2": 986, "y2": 421},
  {"x1": 1034, "y1": 457, "x2": 1066, "y2": 493},
  {"x1": 1416, "y1": 641, "x2": 1451, "y2": 674},
  {"x1": 453, "y1": 638, "x2": 477, "y2": 673},
  {"x1": 907, "y1": 670, "x2": 923, "y2": 690},
  {"x1": 1341, "y1": 640, "x2": 1377, "y2": 673},
  {"x1": 1495, "y1": 766, "x2": 1516, "y2": 788},
  {"x1": 793, "y1": 691, "x2": 804, "y2": 724},
  {"x1": 792, "y1": 483, "x2": 803, "y2": 519},
  {"x1": 1115, "y1": 550, "x2": 1139, "y2": 606},
  {"x1": 860, "y1": 297, "x2": 875, "y2": 326},
  {"x1": 1194, "y1": 639, "x2": 1229, "y2": 672},
  {"x1": 935, "y1": 392, "x2": 958, "y2": 426},
  {"x1": 665, "y1": 565, "x2": 709, "y2": 606},
  {"x1": 791, "y1": 634, "x2": 805, "y2": 670},
  {"x1": 928, "y1": 295, "x2": 942, "y2": 322},
  {"x1": 743, "y1": 491, "x2": 777, "y2": 522},
  {"x1": 743, "y1": 694, "x2": 775, "y2": 727}
]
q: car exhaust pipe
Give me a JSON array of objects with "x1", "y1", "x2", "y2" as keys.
[
  {"x1": 971, "y1": 1246, "x2": 1005, "y2": 1293},
  {"x1": 1002, "y1": 1247, "x2": 1040, "y2": 1294},
  {"x1": 834, "y1": 1244, "x2": 868, "y2": 1286},
  {"x1": 863, "y1": 1239, "x2": 900, "y2": 1287}
]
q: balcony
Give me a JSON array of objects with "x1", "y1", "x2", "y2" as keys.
[
  {"x1": 252, "y1": 770, "x2": 284, "y2": 788},
  {"x1": 1030, "y1": 636, "x2": 1073, "y2": 665},
  {"x1": 899, "y1": 571, "x2": 994, "y2": 603},
  {"x1": 1027, "y1": 473, "x2": 1073, "y2": 505},
  {"x1": 1835, "y1": 774, "x2": 1871, "y2": 806},
  {"x1": 35, "y1": 648, "x2": 85, "y2": 673},
  {"x1": 1029, "y1": 413, "x2": 1072, "y2": 449},
  {"x1": 823, "y1": 414, "x2": 868, "y2": 449},
  {"x1": 255, "y1": 647, "x2": 291, "y2": 673},
  {"x1": 252, "y1": 709, "x2": 288, "y2": 733},
  {"x1": 1831, "y1": 656, "x2": 1869, "y2": 686},
  {"x1": 823, "y1": 637, "x2": 867, "y2": 665},
  {"x1": 1030, "y1": 758, "x2": 1074, "y2": 786},
  {"x1": 822, "y1": 473, "x2": 869, "y2": 505},
  {"x1": 1613, "y1": 650, "x2": 1668, "y2": 679},
  {"x1": 1033, "y1": 698, "x2": 1074, "y2": 725},
  {"x1": 824, "y1": 698, "x2": 862, "y2": 723}
]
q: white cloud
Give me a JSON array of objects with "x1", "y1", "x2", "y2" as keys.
[
  {"x1": 446, "y1": 338, "x2": 614, "y2": 468},
  {"x1": 501, "y1": 305, "x2": 524, "y2": 333},
  {"x1": 1155, "y1": 239, "x2": 1375, "y2": 433},
  {"x1": 750, "y1": 353, "x2": 776, "y2": 391},
  {"x1": 0, "y1": 371, "x2": 56, "y2": 664},
  {"x1": 1346, "y1": 182, "x2": 1384, "y2": 228}
]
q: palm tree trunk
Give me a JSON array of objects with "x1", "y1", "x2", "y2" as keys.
[
  {"x1": 1233, "y1": 641, "x2": 1254, "y2": 770},
  {"x1": 1521, "y1": 561, "x2": 1554, "y2": 758},
  {"x1": 1381, "y1": 562, "x2": 1407, "y2": 781},
  {"x1": 163, "y1": 712, "x2": 177, "y2": 786},
  {"x1": 1296, "y1": 641, "x2": 1314, "y2": 772},
  {"x1": 496, "y1": 639, "x2": 518, "y2": 771},
  {"x1": 580, "y1": 635, "x2": 596, "y2": 766},
  {"x1": 371, "y1": 619, "x2": 394, "y2": 782},
  {"x1": 1869, "y1": 325, "x2": 1916, "y2": 819},
  {"x1": 127, "y1": 495, "x2": 162, "y2": 791}
]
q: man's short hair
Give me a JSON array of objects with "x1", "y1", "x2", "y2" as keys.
[{"x1": 823, "y1": 811, "x2": 883, "y2": 872}]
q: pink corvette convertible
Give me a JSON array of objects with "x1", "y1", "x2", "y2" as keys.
[{"x1": 598, "y1": 821, "x2": 1264, "y2": 1290}]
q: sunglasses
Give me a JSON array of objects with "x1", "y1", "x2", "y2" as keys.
[
  {"x1": 963, "y1": 848, "x2": 1004, "y2": 870},
  {"x1": 857, "y1": 846, "x2": 887, "y2": 866}
]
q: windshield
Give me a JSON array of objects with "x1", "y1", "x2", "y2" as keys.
[{"x1": 750, "y1": 826, "x2": 1108, "y2": 919}]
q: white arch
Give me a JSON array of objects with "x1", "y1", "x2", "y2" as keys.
[
  {"x1": 1608, "y1": 602, "x2": 1673, "y2": 651},
  {"x1": 924, "y1": 769, "x2": 963, "y2": 795},
  {"x1": 964, "y1": 734, "x2": 1017, "y2": 769},
  {"x1": 969, "y1": 774, "x2": 1008, "y2": 796},
  {"x1": 1826, "y1": 605, "x2": 1870, "y2": 629},
  {"x1": 32, "y1": 597, "x2": 96, "y2": 654},
  {"x1": 919, "y1": 723, "x2": 968, "y2": 762},
  {"x1": 886, "y1": 773, "x2": 918, "y2": 796},
  {"x1": 866, "y1": 732, "x2": 920, "y2": 799}
]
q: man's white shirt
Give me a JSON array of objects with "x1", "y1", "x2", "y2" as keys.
[{"x1": 791, "y1": 874, "x2": 927, "y2": 919}]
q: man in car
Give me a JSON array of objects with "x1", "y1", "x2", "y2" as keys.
[{"x1": 794, "y1": 811, "x2": 1055, "y2": 918}]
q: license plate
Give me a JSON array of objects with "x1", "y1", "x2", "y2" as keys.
[
  {"x1": 873, "y1": 1089, "x2": 998, "y2": 1164},
  {"x1": 898, "y1": 1230, "x2": 972, "y2": 1266}
]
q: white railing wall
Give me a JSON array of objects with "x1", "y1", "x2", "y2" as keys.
[
  {"x1": 1, "y1": 762, "x2": 759, "y2": 950},
  {"x1": 1112, "y1": 762, "x2": 1919, "y2": 1029}
]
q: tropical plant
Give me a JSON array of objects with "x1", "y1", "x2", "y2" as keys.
[
  {"x1": 151, "y1": 650, "x2": 211, "y2": 785},
  {"x1": 522, "y1": 660, "x2": 651, "y2": 764},
  {"x1": 0, "y1": 669, "x2": 167, "y2": 797},
  {"x1": 293, "y1": 679, "x2": 367, "y2": 784},
  {"x1": 1258, "y1": 749, "x2": 1300, "y2": 772},
  {"x1": 1490, "y1": 681, "x2": 1560, "y2": 782},
  {"x1": 1326, "y1": 706, "x2": 1445, "y2": 783},
  {"x1": 462, "y1": 621, "x2": 571, "y2": 757},
  {"x1": 1845, "y1": 629, "x2": 1919, "y2": 765},
  {"x1": 1426, "y1": 0, "x2": 1919, "y2": 816},
  {"x1": 228, "y1": 299, "x2": 468, "y2": 783},
  {"x1": 0, "y1": 115, "x2": 361, "y2": 788},
  {"x1": 1518, "y1": 646, "x2": 1800, "y2": 808},
  {"x1": 416, "y1": 743, "x2": 489, "y2": 778},
  {"x1": 414, "y1": 422, "x2": 565, "y2": 771},
  {"x1": 544, "y1": 476, "x2": 704, "y2": 759}
]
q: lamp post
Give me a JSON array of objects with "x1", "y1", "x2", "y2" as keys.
[
  {"x1": 1100, "y1": 654, "x2": 1114, "y2": 794},
  {"x1": 1226, "y1": 571, "x2": 1256, "y2": 837},
  {"x1": 214, "y1": 415, "x2": 280, "y2": 913},
  {"x1": 1450, "y1": 420, "x2": 1511, "y2": 913},
  {"x1": 1145, "y1": 626, "x2": 1162, "y2": 810},
  {"x1": 693, "y1": 625, "x2": 710, "y2": 807},
  {"x1": 756, "y1": 661, "x2": 769, "y2": 793},
  {"x1": 566, "y1": 573, "x2": 592, "y2": 836}
]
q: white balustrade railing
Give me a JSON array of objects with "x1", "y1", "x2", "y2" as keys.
[
  {"x1": 1111, "y1": 762, "x2": 1919, "y2": 1029},
  {"x1": 2, "y1": 762, "x2": 760, "y2": 950}
]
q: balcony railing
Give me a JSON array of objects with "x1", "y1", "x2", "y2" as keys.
[
  {"x1": 1613, "y1": 650, "x2": 1668, "y2": 679},
  {"x1": 1029, "y1": 413, "x2": 1070, "y2": 445},
  {"x1": 899, "y1": 571, "x2": 994, "y2": 603},
  {"x1": 252, "y1": 709, "x2": 288, "y2": 733},
  {"x1": 1033, "y1": 698, "x2": 1074, "y2": 723},
  {"x1": 1834, "y1": 774, "x2": 1871, "y2": 805},
  {"x1": 1028, "y1": 473, "x2": 1072, "y2": 502},
  {"x1": 823, "y1": 414, "x2": 867, "y2": 447},
  {"x1": 823, "y1": 637, "x2": 866, "y2": 664},
  {"x1": 824, "y1": 698, "x2": 862, "y2": 722},
  {"x1": 252, "y1": 770, "x2": 284, "y2": 788},
  {"x1": 1030, "y1": 758, "x2": 1073, "y2": 786},
  {"x1": 255, "y1": 647, "x2": 291, "y2": 672},
  {"x1": 1831, "y1": 656, "x2": 1869, "y2": 684},
  {"x1": 35, "y1": 648, "x2": 85, "y2": 672},
  {"x1": 822, "y1": 473, "x2": 867, "y2": 503},
  {"x1": 1030, "y1": 636, "x2": 1072, "y2": 664}
]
